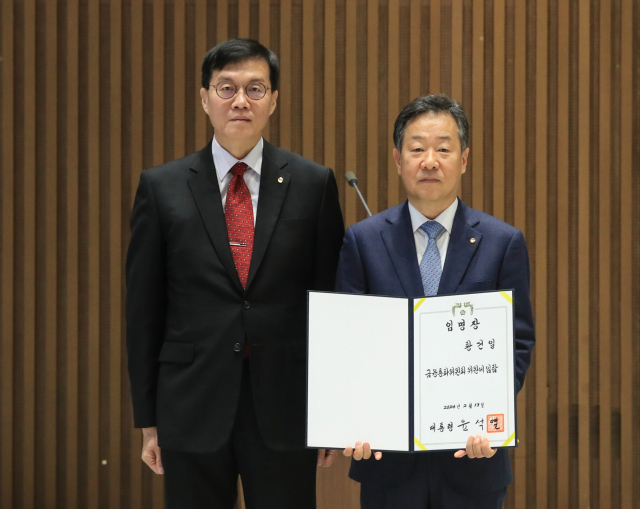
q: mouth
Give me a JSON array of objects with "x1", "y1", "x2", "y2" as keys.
[
  {"x1": 420, "y1": 178, "x2": 440, "y2": 183},
  {"x1": 230, "y1": 117, "x2": 251, "y2": 122}
]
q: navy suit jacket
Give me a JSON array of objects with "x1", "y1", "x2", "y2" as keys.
[{"x1": 335, "y1": 199, "x2": 535, "y2": 496}]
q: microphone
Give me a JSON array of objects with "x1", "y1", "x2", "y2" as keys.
[{"x1": 345, "y1": 172, "x2": 372, "y2": 217}]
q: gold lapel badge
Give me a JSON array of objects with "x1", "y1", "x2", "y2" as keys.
[
  {"x1": 470, "y1": 238, "x2": 476, "y2": 243},
  {"x1": 278, "y1": 177, "x2": 284, "y2": 184}
]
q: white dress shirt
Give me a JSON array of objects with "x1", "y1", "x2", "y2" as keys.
[
  {"x1": 408, "y1": 198, "x2": 459, "y2": 269},
  {"x1": 212, "y1": 136, "x2": 263, "y2": 225}
]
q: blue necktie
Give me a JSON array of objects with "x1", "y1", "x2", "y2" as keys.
[{"x1": 419, "y1": 221, "x2": 445, "y2": 296}]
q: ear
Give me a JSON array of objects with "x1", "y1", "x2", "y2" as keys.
[
  {"x1": 200, "y1": 87, "x2": 209, "y2": 114},
  {"x1": 268, "y1": 90, "x2": 278, "y2": 116},
  {"x1": 460, "y1": 147, "x2": 469, "y2": 174},
  {"x1": 393, "y1": 148, "x2": 402, "y2": 175}
]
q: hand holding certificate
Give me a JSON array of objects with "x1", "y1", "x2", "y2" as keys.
[
  {"x1": 307, "y1": 290, "x2": 517, "y2": 455},
  {"x1": 343, "y1": 434, "x2": 497, "y2": 462}
]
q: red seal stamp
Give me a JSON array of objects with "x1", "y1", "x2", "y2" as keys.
[{"x1": 486, "y1": 414, "x2": 504, "y2": 433}]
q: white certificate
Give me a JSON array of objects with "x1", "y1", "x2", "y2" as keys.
[{"x1": 306, "y1": 290, "x2": 517, "y2": 452}]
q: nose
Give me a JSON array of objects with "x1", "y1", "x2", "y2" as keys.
[
  {"x1": 421, "y1": 148, "x2": 439, "y2": 170},
  {"x1": 231, "y1": 87, "x2": 250, "y2": 108}
]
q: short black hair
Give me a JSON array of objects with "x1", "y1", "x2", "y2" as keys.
[
  {"x1": 393, "y1": 94, "x2": 469, "y2": 152},
  {"x1": 201, "y1": 38, "x2": 280, "y2": 92}
]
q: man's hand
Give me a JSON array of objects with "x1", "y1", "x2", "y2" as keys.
[
  {"x1": 141, "y1": 427, "x2": 164, "y2": 474},
  {"x1": 317, "y1": 448, "x2": 338, "y2": 467},
  {"x1": 343, "y1": 441, "x2": 382, "y2": 461},
  {"x1": 453, "y1": 434, "x2": 497, "y2": 459}
]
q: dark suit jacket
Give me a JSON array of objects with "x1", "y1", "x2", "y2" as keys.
[
  {"x1": 126, "y1": 140, "x2": 344, "y2": 454},
  {"x1": 335, "y1": 199, "x2": 535, "y2": 496}
]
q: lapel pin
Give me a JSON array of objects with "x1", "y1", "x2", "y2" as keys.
[
  {"x1": 470, "y1": 238, "x2": 476, "y2": 243},
  {"x1": 278, "y1": 177, "x2": 284, "y2": 183}
]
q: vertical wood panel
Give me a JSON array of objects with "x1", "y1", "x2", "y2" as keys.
[
  {"x1": 471, "y1": 0, "x2": 483, "y2": 211},
  {"x1": 556, "y1": 0, "x2": 570, "y2": 505},
  {"x1": 194, "y1": 0, "x2": 207, "y2": 149},
  {"x1": 174, "y1": 0, "x2": 186, "y2": 159},
  {"x1": 279, "y1": 0, "x2": 291, "y2": 150},
  {"x1": 259, "y1": 0, "x2": 270, "y2": 141},
  {"x1": 22, "y1": 1, "x2": 37, "y2": 507},
  {"x1": 239, "y1": 0, "x2": 250, "y2": 38},
  {"x1": 619, "y1": 0, "x2": 633, "y2": 505},
  {"x1": 577, "y1": 2, "x2": 591, "y2": 507},
  {"x1": 482, "y1": 0, "x2": 493, "y2": 216},
  {"x1": 567, "y1": 1, "x2": 579, "y2": 500},
  {"x1": 344, "y1": 0, "x2": 356, "y2": 226},
  {"x1": 512, "y1": 0, "x2": 525, "y2": 230},
  {"x1": 65, "y1": 0, "x2": 79, "y2": 506},
  {"x1": 451, "y1": 0, "x2": 463, "y2": 101},
  {"x1": 631, "y1": 5, "x2": 640, "y2": 506},
  {"x1": 353, "y1": 1, "x2": 367, "y2": 215},
  {"x1": 598, "y1": 2, "x2": 612, "y2": 506},
  {"x1": 1, "y1": 0, "x2": 15, "y2": 507},
  {"x1": 302, "y1": 0, "x2": 314, "y2": 160},
  {"x1": 534, "y1": 0, "x2": 548, "y2": 505},
  {"x1": 109, "y1": 1, "x2": 122, "y2": 508},
  {"x1": 440, "y1": 0, "x2": 452, "y2": 95},
  {"x1": 588, "y1": 2, "x2": 600, "y2": 501},
  {"x1": 324, "y1": 0, "x2": 336, "y2": 207},
  {"x1": 460, "y1": 0, "x2": 473, "y2": 204},
  {"x1": 367, "y1": 0, "x2": 379, "y2": 216},
  {"x1": 430, "y1": 0, "x2": 441, "y2": 93},
  {"x1": 332, "y1": 0, "x2": 343, "y2": 195},
  {"x1": 316, "y1": 456, "x2": 359, "y2": 508},
  {"x1": 86, "y1": 1, "x2": 100, "y2": 507},
  {"x1": 217, "y1": 1, "x2": 228, "y2": 42},
  {"x1": 409, "y1": 0, "x2": 420, "y2": 99},
  {"x1": 450, "y1": 0, "x2": 463, "y2": 202},
  {"x1": 545, "y1": 2, "x2": 560, "y2": 504},
  {"x1": 596, "y1": 2, "x2": 612, "y2": 502},
  {"x1": 609, "y1": 1, "x2": 622, "y2": 504},
  {"x1": 152, "y1": 2, "x2": 164, "y2": 170},
  {"x1": 290, "y1": 0, "x2": 301, "y2": 172},
  {"x1": 512, "y1": 0, "x2": 526, "y2": 503},
  {"x1": 312, "y1": 0, "x2": 324, "y2": 165},
  {"x1": 523, "y1": 0, "x2": 537, "y2": 503},
  {"x1": 128, "y1": 1, "x2": 143, "y2": 507},
  {"x1": 44, "y1": 1, "x2": 58, "y2": 505},
  {"x1": 387, "y1": 0, "x2": 399, "y2": 209},
  {"x1": 492, "y1": 0, "x2": 504, "y2": 221}
]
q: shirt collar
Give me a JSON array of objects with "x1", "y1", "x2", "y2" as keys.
[
  {"x1": 408, "y1": 198, "x2": 459, "y2": 235},
  {"x1": 212, "y1": 136, "x2": 264, "y2": 182}
]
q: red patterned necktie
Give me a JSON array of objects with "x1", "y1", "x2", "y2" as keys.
[{"x1": 225, "y1": 162, "x2": 254, "y2": 289}]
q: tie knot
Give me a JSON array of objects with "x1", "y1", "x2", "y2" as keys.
[
  {"x1": 230, "y1": 162, "x2": 248, "y2": 177},
  {"x1": 420, "y1": 221, "x2": 444, "y2": 240}
]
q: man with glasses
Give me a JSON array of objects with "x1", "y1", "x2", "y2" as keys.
[{"x1": 126, "y1": 38, "x2": 344, "y2": 509}]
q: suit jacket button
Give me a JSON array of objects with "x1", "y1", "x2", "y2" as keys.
[
  {"x1": 234, "y1": 342, "x2": 242, "y2": 352},
  {"x1": 243, "y1": 300, "x2": 250, "y2": 310}
]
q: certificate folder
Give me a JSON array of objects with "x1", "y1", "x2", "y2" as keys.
[{"x1": 306, "y1": 290, "x2": 517, "y2": 452}]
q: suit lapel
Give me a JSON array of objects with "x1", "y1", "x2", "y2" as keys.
[
  {"x1": 381, "y1": 202, "x2": 424, "y2": 298},
  {"x1": 187, "y1": 142, "x2": 244, "y2": 293},
  {"x1": 438, "y1": 200, "x2": 482, "y2": 295},
  {"x1": 245, "y1": 141, "x2": 290, "y2": 290}
]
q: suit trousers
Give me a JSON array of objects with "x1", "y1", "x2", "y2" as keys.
[
  {"x1": 359, "y1": 452, "x2": 508, "y2": 509},
  {"x1": 162, "y1": 358, "x2": 318, "y2": 509}
]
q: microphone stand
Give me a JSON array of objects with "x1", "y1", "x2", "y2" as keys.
[{"x1": 345, "y1": 172, "x2": 372, "y2": 217}]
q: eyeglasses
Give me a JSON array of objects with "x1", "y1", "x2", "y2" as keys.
[{"x1": 209, "y1": 81, "x2": 270, "y2": 100}]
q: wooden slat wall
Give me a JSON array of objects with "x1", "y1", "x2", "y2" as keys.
[{"x1": 0, "y1": 1, "x2": 638, "y2": 508}]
